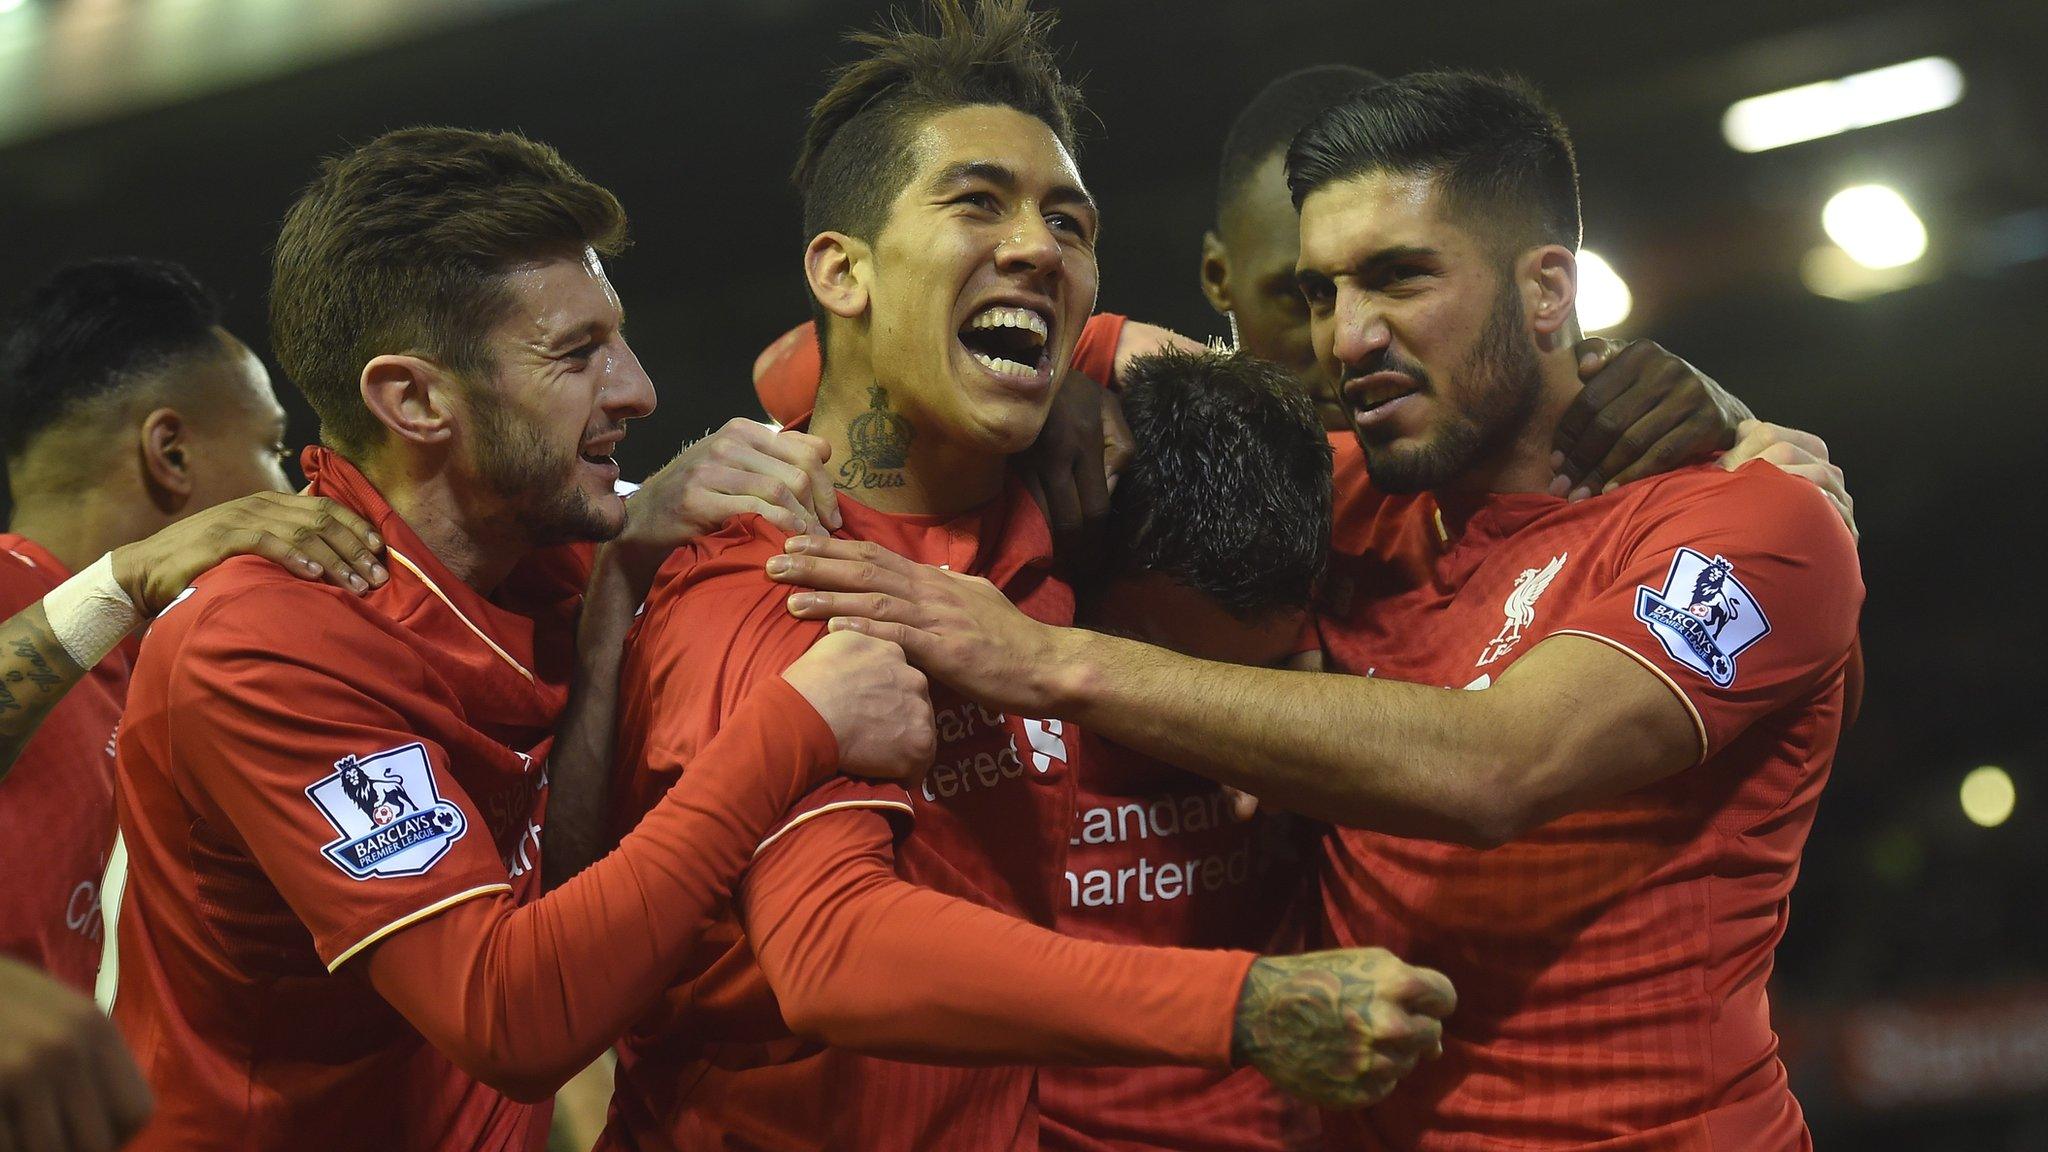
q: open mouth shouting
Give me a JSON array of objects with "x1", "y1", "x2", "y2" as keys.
[
  {"x1": 957, "y1": 303, "x2": 1053, "y2": 391},
  {"x1": 578, "y1": 430, "x2": 625, "y2": 481}
]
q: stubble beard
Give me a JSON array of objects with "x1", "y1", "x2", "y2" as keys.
[
  {"x1": 466, "y1": 387, "x2": 619, "y2": 548},
  {"x1": 1360, "y1": 275, "x2": 1544, "y2": 495}
]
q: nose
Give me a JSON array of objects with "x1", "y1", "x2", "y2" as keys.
[
  {"x1": 995, "y1": 208, "x2": 1063, "y2": 278},
  {"x1": 1330, "y1": 284, "x2": 1391, "y2": 370},
  {"x1": 603, "y1": 340, "x2": 658, "y2": 421}
]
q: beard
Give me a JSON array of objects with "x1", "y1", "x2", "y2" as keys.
[
  {"x1": 465, "y1": 385, "x2": 620, "y2": 548},
  {"x1": 1357, "y1": 275, "x2": 1544, "y2": 495}
]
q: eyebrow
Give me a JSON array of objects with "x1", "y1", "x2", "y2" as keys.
[
  {"x1": 1299, "y1": 244, "x2": 1443, "y2": 283},
  {"x1": 928, "y1": 160, "x2": 1098, "y2": 216}
]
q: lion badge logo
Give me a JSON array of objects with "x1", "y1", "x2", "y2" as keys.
[
  {"x1": 305, "y1": 743, "x2": 467, "y2": 880},
  {"x1": 1634, "y1": 548, "x2": 1770, "y2": 687}
]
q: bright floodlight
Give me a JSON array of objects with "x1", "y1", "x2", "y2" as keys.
[
  {"x1": 1960, "y1": 765, "x2": 2016, "y2": 828},
  {"x1": 0, "y1": 0, "x2": 28, "y2": 15},
  {"x1": 1576, "y1": 249, "x2": 1632, "y2": 333},
  {"x1": 1823, "y1": 185, "x2": 1928, "y2": 270},
  {"x1": 1723, "y1": 57, "x2": 1964, "y2": 153}
]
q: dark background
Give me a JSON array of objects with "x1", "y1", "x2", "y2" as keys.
[{"x1": 3, "y1": 0, "x2": 2044, "y2": 1145}]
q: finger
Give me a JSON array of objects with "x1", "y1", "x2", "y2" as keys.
[
  {"x1": 59, "y1": 1065, "x2": 118, "y2": 1152},
  {"x1": 283, "y1": 531, "x2": 372, "y2": 595},
  {"x1": 1572, "y1": 336, "x2": 1625, "y2": 377},
  {"x1": 708, "y1": 459, "x2": 811, "y2": 537},
  {"x1": 780, "y1": 535, "x2": 926, "y2": 575},
  {"x1": 1020, "y1": 469, "x2": 1051, "y2": 524},
  {"x1": 1099, "y1": 387, "x2": 1135, "y2": 482},
  {"x1": 14, "y1": 1083, "x2": 65, "y2": 1152},
  {"x1": 1225, "y1": 787, "x2": 1260, "y2": 821},
  {"x1": 825, "y1": 615, "x2": 943, "y2": 667},
  {"x1": 0, "y1": 1114, "x2": 21, "y2": 1152},
  {"x1": 1405, "y1": 966, "x2": 1458, "y2": 1016},
  {"x1": 722, "y1": 495, "x2": 806, "y2": 537},
  {"x1": 1572, "y1": 389, "x2": 1695, "y2": 497},
  {"x1": 93, "y1": 1040, "x2": 152, "y2": 1142},
  {"x1": 300, "y1": 507, "x2": 389, "y2": 589},
  {"x1": 1036, "y1": 464, "x2": 1086, "y2": 552},
  {"x1": 1550, "y1": 338, "x2": 1650, "y2": 468},
  {"x1": 776, "y1": 431, "x2": 841, "y2": 529},
  {"x1": 1557, "y1": 348, "x2": 1675, "y2": 482},
  {"x1": 1595, "y1": 406, "x2": 1728, "y2": 494},
  {"x1": 786, "y1": 589, "x2": 919, "y2": 625},
  {"x1": 725, "y1": 446, "x2": 821, "y2": 532},
  {"x1": 767, "y1": 553, "x2": 922, "y2": 600}
]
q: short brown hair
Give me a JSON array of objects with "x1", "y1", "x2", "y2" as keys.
[
  {"x1": 793, "y1": 0, "x2": 1084, "y2": 246},
  {"x1": 271, "y1": 127, "x2": 627, "y2": 455}
]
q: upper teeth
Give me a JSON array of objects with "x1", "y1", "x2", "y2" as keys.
[{"x1": 969, "y1": 306, "x2": 1048, "y2": 344}]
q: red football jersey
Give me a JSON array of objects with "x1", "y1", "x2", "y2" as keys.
[
  {"x1": 1314, "y1": 435, "x2": 1862, "y2": 1152},
  {"x1": 1040, "y1": 731, "x2": 1321, "y2": 1152},
  {"x1": 0, "y1": 535, "x2": 124, "y2": 991},
  {"x1": 753, "y1": 312, "x2": 1130, "y2": 426},
  {"x1": 106, "y1": 450, "x2": 581, "y2": 1152},
  {"x1": 603, "y1": 477, "x2": 1080, "y2": 1152}
]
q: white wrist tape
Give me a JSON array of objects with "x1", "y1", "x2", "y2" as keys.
[{"x1": 41, "y1": 552, "x2": 141, "y2": 669}]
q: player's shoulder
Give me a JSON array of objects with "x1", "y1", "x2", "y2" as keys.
[
  {"x1": 640, "y1": 514, "x2": 819, "y2": 645},
  {"x1": 648, "y1": 514, "x2": 793, "y2": 602},
  {"x1": 1613, "y1": 460, "x2": 1856, "y2": 558},
  {"x1": 0, "y1": 536, "x2": 59, "y2": 610},
  {"x1": 151, "y1": 554, "x2": 393, "y2": 656}
]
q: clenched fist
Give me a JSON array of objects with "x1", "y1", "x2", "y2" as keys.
[
  {"x1": 780, "y1": 631, "x2": 936, "y2": 784},
  {"x1": 1233, "y1": 947, "x2": 1456, "y2": 1109}
]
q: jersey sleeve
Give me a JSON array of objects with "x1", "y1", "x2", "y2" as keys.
[
  {"x1": 1072, "y1": 312, "x2": 1127, "y2": 388},
  {"x1": 1545, "y1": 464, "x2": 1864, "y2": 757},
  {"x1": 740, "y1": 800, "x2": 1252, "y2": 1068},
  {"x1": 165, "y1": 584, "x2": 515, "y2": 967},
  {"x1": 625, "y1": 531, "x2": 914, "y2": 851}
]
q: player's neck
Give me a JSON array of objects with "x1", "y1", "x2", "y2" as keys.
[
  {"x1": 6, "y1": 468, "x2": 169, "y2": 578},
  {"x1": 359, "y1": 459, "x2": 525, "y2": 594},
  {"x1": 1438, "y1": 350, "x2": 1581, "y2": 496},
  {"x1": 812, "y1": 367, "x2": 1007, "y2": 518}
]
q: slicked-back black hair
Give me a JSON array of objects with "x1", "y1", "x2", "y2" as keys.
[
  {"x1": 1215, "y1": 63, "x2": 1383, "y2": 226},
  {"x1": 793, "y1": 0, "x2": 1084, "y2": 246},
  {"x1": 1287, "y1": 70, "x2": 1581, "y2": 255},
  {"x1": 0, "y1": 257, "x2": 223, "y2": 461},
  {"x1": 1110, "y1": 349, "x2": 1332, "y2": 619}
]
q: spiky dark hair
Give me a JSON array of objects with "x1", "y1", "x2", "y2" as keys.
[
  {"x1": 793, "y1": 0, "x2": 1084, "y2": 246},
  {"x1": 1109, "y1": 348, "x2": 1332, "y2": 619}
]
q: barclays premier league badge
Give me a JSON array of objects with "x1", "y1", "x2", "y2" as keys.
[
  {"x1": 306, "y1": 743, "x2": 467, "y2": 879},
  {"x1": 1633, "y1": 548, "x2": 1770, "y2": 688}
]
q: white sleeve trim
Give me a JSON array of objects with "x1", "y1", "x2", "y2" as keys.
[
  {"x1": 753, "y1": 799, "x2": 915, "y2": 859},
  {"x1": 325, "y1": 883, "x2": 511, "y2": 971},
  {"x1": 1550, "y1": 628, "x2": 1711, "y2": 763}
]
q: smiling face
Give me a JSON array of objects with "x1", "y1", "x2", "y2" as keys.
[
  {"x1": 1296, "y1": 170, "x2": 1544, "y2": 493},
  {"x1": 851, "y1": 102, "x2": 1099, "y2": 456},
  {"x1": 453, "y1": 246, "x2": 654, "y2": 545}
]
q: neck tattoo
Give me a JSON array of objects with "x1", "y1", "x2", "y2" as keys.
[{"x1": 839, "y1": 385, "x2": 912, "y2": 490}]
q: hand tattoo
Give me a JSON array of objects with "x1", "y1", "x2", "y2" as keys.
[
  {"x1": 838, "y1": 385, "x2": 911, "y2": 490},
  {"x1": 1231, "y1": 947, "x2": 1448, "y2": 1109}
]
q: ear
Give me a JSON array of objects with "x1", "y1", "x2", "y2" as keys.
[
  {"x1": 1198, "y1": 230, "x2": 1233, "y2": 316},
  {"x1": 360, "y1": 355, "x2": 458, "y2": 448},
  {"x1": 1521, "y1": 244, "x2": 1578, "y2": 347},
  {"x1": 804, "y1": 232, "x2": 870, "y2": 321},
  {"x1": 138, "y1": 407, "x2": 194, "y2": 511}
]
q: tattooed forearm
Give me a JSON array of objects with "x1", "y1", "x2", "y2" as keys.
[
  {"x1": 0, "y1": 602, "x2": 93, "y2": 780},
  {"x1": 837, "y1": 385, "x2": 912, "y2": 490},
  {"x1": 1230, "y1": 947, "x2": 1455, "y2": 1110}
]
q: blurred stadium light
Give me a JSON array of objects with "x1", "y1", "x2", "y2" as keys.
[
  {"x1": 1823, "y1": 185, "x2": 1928, "y2": 270},
  {"x1": 1575, "y1": 249, "x2": 1632, "y2": 332},
  {"x1": 1722, "y1": 56, "x2": 1965, "y2": 153},
  {"x1": 0, "y1": 0, "x2": 559, "y2": 148},
  {"x1": 1960, "y1": 765, "x2": 2016, "y2": 828}
]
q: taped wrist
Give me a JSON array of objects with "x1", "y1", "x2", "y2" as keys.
[{"x1": 41, "y1": 552, "x2": 141, "y2": 669}]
